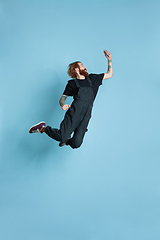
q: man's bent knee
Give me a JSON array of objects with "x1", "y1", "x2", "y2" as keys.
[{"x1": 69, "y1": 138, "x2": 83, "y2": 149}]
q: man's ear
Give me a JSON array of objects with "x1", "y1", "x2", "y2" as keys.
[{"x1": 74, "y1": 68, "x2": 79, "y2": 74}]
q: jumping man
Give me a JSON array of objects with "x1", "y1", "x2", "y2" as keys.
[{"x1": 29, "y1": 50, "x2": 113, "y2": 149}]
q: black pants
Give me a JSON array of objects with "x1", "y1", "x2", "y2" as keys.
[{"x1": 45, "y1": 106, "x2": 91, "y2": 149}]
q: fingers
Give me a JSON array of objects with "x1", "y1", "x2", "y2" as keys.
[
  {"x1": 104, "y1": 50, "x2": 111, "y2": 59},
  {"x1": 62, "y1": 104, "x2": 71, "y2": 110},
  {"x1": 104, "y1": 50, "x2": 110, "y2": 54},
  {"x1": 104, "y1": 50, "x2": 110, "y2": 56}
]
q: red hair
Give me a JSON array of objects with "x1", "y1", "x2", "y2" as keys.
[{"x1": 67, "y1": 61, "x2": 81, "y2": 78}]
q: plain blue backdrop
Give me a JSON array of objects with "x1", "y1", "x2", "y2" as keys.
[{"x1": 0, "y1": 0, "x2": 160, "y2": 239}]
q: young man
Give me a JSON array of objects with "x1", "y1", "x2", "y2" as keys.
[{"x1": 29, "y1": 50, "x2": 113, "y2": 149}]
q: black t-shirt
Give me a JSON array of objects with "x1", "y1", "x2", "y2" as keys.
[{"x1": 63, "y1": 73, "x2": 104, "y2": 99}]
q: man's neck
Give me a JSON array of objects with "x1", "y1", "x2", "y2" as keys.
[{"x1": 76, "y1": 74, "x2": 85, "y2": 80}]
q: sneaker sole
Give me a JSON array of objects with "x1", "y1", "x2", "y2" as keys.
[{"x1": 59, "y1": 142, "x2": 66, "y2": 147}]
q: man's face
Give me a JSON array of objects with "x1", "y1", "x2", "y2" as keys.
[{"x1": 78, "y1": 62, "x2": 89, "y2": 77}]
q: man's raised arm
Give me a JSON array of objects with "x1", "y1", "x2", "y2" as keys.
[{"x1": 103, "y1": 50, "x2": 113, "y2": 80}]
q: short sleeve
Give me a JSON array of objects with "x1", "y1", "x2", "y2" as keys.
[
  {"x1": 63, "y1": 80, "x2": 77, "y2": 96},
  {"x1": 89, "y1": 73, "x2": 104, "y2": 86}
]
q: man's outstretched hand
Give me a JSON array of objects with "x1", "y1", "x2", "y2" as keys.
[
  {"x1": 62, "y1": 104, "x2": 71, "y2": 111},
  {"x1": 104, "y1": 50, "x2": 112, "y2": 60}
]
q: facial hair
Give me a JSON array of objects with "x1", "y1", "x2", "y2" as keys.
[{"x1": 79, "y1": 69, "x2": 89, "y2": 77}]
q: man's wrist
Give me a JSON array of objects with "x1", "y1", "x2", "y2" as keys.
[
  {"x1": 108, "y1": 59, "x2": 112, "y2": 63},
  {"x1": 59, "y1": 95, "x2": 67, "y2": 107}
]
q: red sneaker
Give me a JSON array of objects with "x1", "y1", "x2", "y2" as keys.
[{"x1": 29, "y1": 121, "x2": 46, "y2": 133}]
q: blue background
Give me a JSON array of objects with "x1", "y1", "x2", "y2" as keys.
[{"x1": 0, "y1": 0, "x2": 160, "y2": 239}]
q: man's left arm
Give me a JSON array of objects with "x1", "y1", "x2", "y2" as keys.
[{"x1": 103, "y1": 50, "x2": 113, "y2": 80}]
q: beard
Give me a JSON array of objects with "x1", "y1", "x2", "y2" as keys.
[{"x1": 79, "y1": 69, "x2": 89, "y2": 77}]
